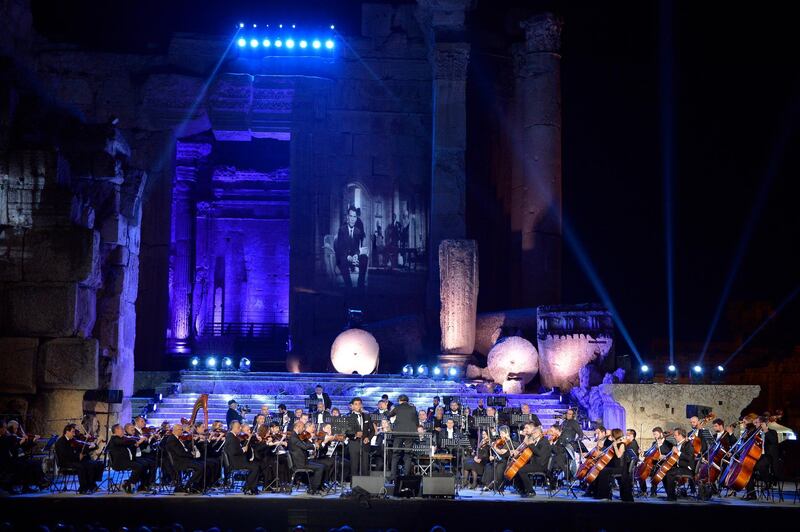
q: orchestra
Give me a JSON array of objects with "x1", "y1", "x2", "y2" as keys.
[{"x1": 0, "y1": 393, "x2": 791, "y2": 504}]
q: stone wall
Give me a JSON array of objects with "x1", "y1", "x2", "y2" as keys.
[{"x1": 604, "y1": 383, "x2": 761, "y2": 447}]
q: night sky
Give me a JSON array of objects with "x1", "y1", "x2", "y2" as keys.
[{"x1": 30, "y1": 0, "x2": 800, "y2": 357}]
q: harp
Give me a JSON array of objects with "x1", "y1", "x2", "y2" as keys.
[{"x1": 181, "y1": 394, "x2": 209, "y2": 427}]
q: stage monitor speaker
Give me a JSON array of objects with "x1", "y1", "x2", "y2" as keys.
[
  {"x1": 393, "y1": 475, "x2": 422, "y2": 498},
  {"x1": 686, "y1": 404, "x2": 713, "y2": 419},
  {"x1": 351, "y1": 475, "x2": 384, "y2": 495},
  {"x1": 83, "y1": 389, "x2": 123, "y2": 404},
  {"x1": 422, "y1": 475, "x2": 455, "y2": 497}
]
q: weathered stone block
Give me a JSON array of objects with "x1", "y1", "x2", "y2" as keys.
[
  {"x1": 361, "y1": 3, "x2": 393, "y2": 38},
  {"x1": 100, "y1": 214, "x2": 128, "y2": 246},
  {"x1": 0, "y1": 397, "x2": 29, "y2": 425},
  {"x1": 23, "y1": 226, "x2": 100, "y2": 284},
  {"x1": 9, "y1": 283, "x2": 96, "y2": 337},
  {"x1": 0, "y1": 337, "x2": 38, "y2": 393},
  {"x1": 0, "y1": 227, "x2": 25, "y2": 282},
  {"x1": 39, "y1": 337, "x2": 99, "y2": 390},
  {"x1": 439, "y1": 239, "x2": 478, "y2": 354},
  {"x1": 30, "y1": 389, "x2": 87, "y2": 436}
]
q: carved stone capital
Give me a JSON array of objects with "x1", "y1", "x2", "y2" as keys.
[
  {"x1": 520, "y1": 13, "x2": 563, "y2": 53},
  {"x1": 417, "y1": 0, "x2": 475, "y2": 31},
  {"x1": 434, "y1": 42, "x2": 471, "y2": 81},
  {"x1": 175, "y1": 141, "x2": 212, "y2": 164}
]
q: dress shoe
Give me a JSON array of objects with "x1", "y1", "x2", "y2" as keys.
[
  {"x1": 743, "y1": 493, "x2": 757, "y2": 501},
  {"x1": 122, "y1": 481, "x2": 133, "y2": 494}
]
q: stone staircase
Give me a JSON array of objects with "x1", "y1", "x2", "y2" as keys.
[{"x1": 144, "y1": 371, "x2": 570, "y2": 428}]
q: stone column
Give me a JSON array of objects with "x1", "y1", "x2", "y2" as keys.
[
  {"x1": 167, "y1": 141, "x2": 210, "y2": 353},
  {"x1": 427, "y1": 41, "x2": 471, "y2": 329},
  {"x1": 514, "y1": 13, "x2": 564, "y2": 306},
  {"x1": 439, "y1": 239, "x2": 478, "y2": 355}
]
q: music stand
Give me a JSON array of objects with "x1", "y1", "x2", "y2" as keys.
[
  {"x1": 441, "y1": 436, "x2": 471, "y2": 495},
  {"x1": 474, "y1": 416, "x2": 497, "y2": 437},
  {"x1": 331, "y1": 418, "x2": 350, "y2": 492},
  {"x1": 370, "y1": 412, "x2": 386, "y2": 425},
  {"x1": 304, "y1": 397, "x2": 319, "y2": 411}
]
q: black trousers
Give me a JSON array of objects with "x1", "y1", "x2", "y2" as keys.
[
  {"x1": 389, "y1": 438, "x2": 413, "y2": 479},
  {"x1": 349, "y1": 440, "x2": 371, "y2": 477},
  {"x1": 7, "y1": 458, "x2": 46, "y2": 489},
  {"x1": 120, "y1": 460, "x2": 149, "y2": 486},
  {"x1": 483, "y1": 460, "x2": 507, "y2": 488},
  {"x1": 664, "y1": 466, "x2": 694, "y2": 500},
  {"x1": 229, "y1": 457, "x2": 262, "y2": 491},
  {"x1": 316, "y1": 456, "x2": 336, "y2": 483},
  {"x1": 745, "y1": 456, "x2": 771, "y2": 495},
  {"x1": 174, "y1": 459, "x2": 205, "y2": 490},
  {"x1": 595, "y1": 466, "x2": 633, "y2": 501},
  {"x1": 298, "y1": 460, "x2": 325, "y2": 490},
  {"x1": 69, "y1": 459, "x2": 103, "y2": 491},
  {"x1": 262, "y1": 453, "x2": 290, "y2": 486},
  {"x1": 513, "y1": 462, "x2": 546, "y2": 495},
  {"x1": 464, "y1": 457, "x2": 486, "y2": 477},
  {"x1": 337, "y1": 255, "x2": 368, "y2": 289}
]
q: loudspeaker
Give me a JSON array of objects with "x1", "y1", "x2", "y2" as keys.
[
  {"x1": 686, "y1": 404, "x2": 713, "y2": 419},
  {"x1": 422, "y1": 475, "x2": 455, "y2": 497},
  {"x1": 393, "y1": 475, "x2": 421, "y2": 497},
  {"x1": 83, "y1": 389, "x2": 124, "y2": 404},
  {"x1": 351, "y1": 475, "x2": 384, "y2": 495}
]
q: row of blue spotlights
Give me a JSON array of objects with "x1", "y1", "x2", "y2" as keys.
[
  {"x1": 638, "y1": 363, "x2": 724, "y2": 383},
  {"x1": 236, "y1": 23, "x2": 335, "y2": 51},
  {"x1": 402, "y1": 364, "x2": 460, "y2": 380},
  {"x1": 190, "y1": 355, "x2": 250, "y2": 372}
]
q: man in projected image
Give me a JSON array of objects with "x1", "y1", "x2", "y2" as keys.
[{"x1": 335, "y1": 205, "x2": 368, "y2": 291}]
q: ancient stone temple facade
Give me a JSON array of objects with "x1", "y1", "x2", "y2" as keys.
[{"x1": 1, "y1": 0, "x2": 565, "y2": 430}]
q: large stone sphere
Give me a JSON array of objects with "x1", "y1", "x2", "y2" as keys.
[
  {"x1": 487, "y1": 336, "x2": 539, "y2": 386},
  {"x1": 330, "y1": 328, "x2": 380, "y2": 375}
]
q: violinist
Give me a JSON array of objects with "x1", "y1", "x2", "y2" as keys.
[
  {"x1": 108, "y1": 423, "x2": 155, "y2": 493},
  {"x1": 262, "y1": 422, "x2": 290, "y2": 489},
  {"x1": 162, "y1": 423, "x2": 204, "y2": 493},
  {"x1": 664, "y1": 428, "x2": 696, "y2": 501},
  {"x1": 485, "y1": 425, "x2": 512, "y2": 490},
  {"x1": 464, "y1": 430, "x2": 490, "y2": 488},
  {"x1": 639, "y1": 427, "x2": 673, "y2": 496},
  {"x1": 317, "y1": 422, "x2": 344, "y2": 484},
  {"x1": 222, "y1": 420, "x2": 262, "y2": 495},
  {"x1": 54, "y1": 424, "x2": 104, "y2": 494},
  {"x1": 288, "y1": 420, "x2": 324, "y2": 494},
  {"x1": 5, "y1": 421, "x2": 38, "y2": 455},
  {"x1": 509, "y1": 424, "x2": 550, "y2": 498},
  {"x1": 744, "y1": 416, "x2": 779, "y2": 500},
  {"x1": 590, "y1": 428, "x2": 631, "y2": 501},
  {"x1": 0, "y1": 420, "x2": 48, "y2": 493},
  {"x1": 193, "y1": 422, "x2": 222, "y2": 488}
]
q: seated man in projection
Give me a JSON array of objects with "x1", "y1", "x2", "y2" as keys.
[{"x1": 334, "y1": 205, "x2": 368, "y2": 291}]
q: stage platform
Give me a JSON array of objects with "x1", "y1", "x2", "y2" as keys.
[{"x1": 0, "y1": 487, "x2": 796, "y2": 532}]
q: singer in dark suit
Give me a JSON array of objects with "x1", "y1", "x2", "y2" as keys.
[
  {"x1": 346, "y1": 397, "x2": 375, "y2": 477},
  {"x1": 388, "y1": 394, "x2": 419, "y2": 480},
  {"x1": 334, "y1": 206, "x2": 368, "y2": 290}
]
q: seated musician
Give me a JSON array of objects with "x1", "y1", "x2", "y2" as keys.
[
  {"x1": 744, "y1": 416, "x2": 779, "y2": 500},
  {"x1": 331, "y1": 407, "x2": 341, "y2": 417},
  {"x1": 664, "y1": 428, "x2": 696, "y2": 501},
  {"x1": 592, "y1": 428, "x2": 633, "y2": 501},
  {"x1": 509, "y1": 424, "x2": 550, "y2": 498},
  {"x1": 547, "y1": 425, "x2": 570, "y2": 486},
  {"x1": 313, "y1": 401, "x2": 331, "y2": 427},
  {"x1": 371, "y1": 419, "x2": 392, "y2": 471},
  {"x1": 712, "y1": 418, "x2": 736, "y2": 448},
  {"x1": 432, "y1": 407, "x2": 446, "y2": 432},
  {"x1": 418, "y1": 410, "x2": 433, "y2": 432},
  {"x1": 288, "y1": 420, "x2": 325, "y2": 494},
  {"x1": 638, "y1": 426, "x2": 672, "y2": 496},
  {"x1": 688, "y1": 416, "x2": 714, "y2": 455},
  {"x1": 54, "y1": 423, "x2": 104, "y2": 494},
  {"x1": 221, "y1": 420, "x2": 262, "y2": 495},
  {"x1": 484, "y1": 425, "x2": 513, "y2": 490},
  {"x1": 464, "y1": 430, "x2": 491, "y2": 489},
  {"x1": 162, "y1": 423, "x2": 205, "y2": 494},
  {"x1": 0, "y1": 420, "x2": 48, "y2": 493},
  {"x1": 108, "y1": 423, "x2": 155, "y2": 493},
  {"x1": 436, "y1": 418, "x2": 459, "y2": 450},
  {"x1": 253, "y1": 404, "x2": 271, "y2": 425},
  {"x1": 519, "y1": 404, "x2": 542, "y2": 427},
  {"x1": 725, "y1": 423, "x2": 738, "y2": 445},
  {"x1": 317, "y1": 422, "x2": 344, "y2": 485},
  {"x1": 262, "y1": 422, "x2": 290, "y2": 490},
  {"x1": 583, "y1": 426, "x2": 611, "y2": 497},
  {"x1": 192, "y1": 422, "x2": 222, "y2": 488}
]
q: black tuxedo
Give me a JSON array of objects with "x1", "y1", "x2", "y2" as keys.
[
  {"x1": 514, "y1": 438, "x2": 551, "y2": 495},
  {"x1": 54, "y1": 436, "x2": 104, "y2": 492},
  {"x1": 108, "y1": 435, "x2": 156, "y2": 487},
  {"x1": 334, "y1": 224, "x2": 368, "y2": 289},
  {"x1": 387, "y1": 402, "x2": 418, "y2": 479},
  {"x1": 222, "y1": 432, "x2": 262, "y2": 491},
  {"x1": 288, "y1": 432, "x2": 324, "y2": 490},
  {"x1": 746, "y1": 428, "x2": 780, "y2": 495},
  {"x1": 346, "y1": 411, "x2": 375, "y2": 476},
  {"x1": 162, "y1": 434, "x2": 204, "y2": 490},
  {"x1": 309, "y1": 392, "x2": 332, "y2": 410}
]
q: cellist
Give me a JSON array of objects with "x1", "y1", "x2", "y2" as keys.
[
  {"x1": 593, "y1": 428, "x2": 633, "y2": 501},
  {"x1": 638, "y1": 426, "x2": 673, "y2": 496},
  {"x1": 508, "y1": 423, "x2": 550, "y2": 498},
  {"x1": 664, "y1": 428, "x2": 696, "y2": 501},
  {"x1": 744, "y1": 416, "x2": 779, "y2": 500}
]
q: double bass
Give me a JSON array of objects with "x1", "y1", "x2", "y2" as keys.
[
  {"x1": 584, "y1": 439, "x2": 626, "y2": 485},
  {"x1": 722, "y1": 428, "x2": 763, "y2": 491},
  {"x1": 634, "y1": 441, "x2": 662, "y2": 483}
]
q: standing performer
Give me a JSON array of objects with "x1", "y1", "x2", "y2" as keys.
[
  {"x1": 388, "y1": 394, "x2": 419, "y2": 480},
  {"x1": 346, "y1": 397, "x2": 375, "y2": 478}
]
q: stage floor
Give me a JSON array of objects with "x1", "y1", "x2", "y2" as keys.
[{"x1": 1, "y1": 487, "x2": 797, "y2": 532}]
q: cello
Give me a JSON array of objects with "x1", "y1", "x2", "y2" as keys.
[
  {"x1": 504, "y1": 440, "x2": 534, "y2": 481},
  {"x1": 576, "y1": 446, "x2": 605, "y2": 481},
  {"x1": 584, "y1": 436, "x2": 627, "y2": 485},
  {"x1": 634, "y1": 441, "x2": 662, "y2": 483},
  {"x1": 722, "y1": 428, "x2": 763, "y2": 491}
]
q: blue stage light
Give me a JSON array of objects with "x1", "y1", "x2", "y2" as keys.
[
  {"x1": 250, "y1": 38, "x2": 259, "y2": 48},
  {"x1": 206, "y1": 356, "x2": 217, "y2": 369},
  {"x1": 238, "y1": 23, "x2": 244, "y2": 28},
  {"x1": 299, "y1": 40, "x2": 308, "y2": 49},
  {"x1": 639, "y1": 364, "x2": 653, "y2": 384},
  {"x1": 292, "y1": 24, "x2": 296, "y2": 29},
  {"x1": 237, "y1": 38, "x2": 246, "y2": 47},
  {"x1": 285, "y1": 39, "x2": 295, "y2": 49},
  {"x1": 279, "y1": 24, "x2": 283, "y2": 29},
  {"x1": 330, "y1": 25, "x2": 335, "y2": 30},
  {"x1": 447, "y1": 367, "x2": 459, "y2": 379},
  {"x1": 263, "y1": 39, "x2": 271, "y2": 47},
  {"x1": 222, "y1": 357, "x2": 234, "y2": 370},
  {"x1": 239, "y1": 357, "x2": 251, "y2": 372},
  {"x1": 402, "y1": 364, "x2": 414, "y2": 377},
  {"x1": 190, "y1": 356, "x2": 200, "y2": 368},
  {"x1": 693, "y1": 365, "x2": 702, "y2": 373},
  {"x1": 665, "y1": 364, "x2": 678, "y2": 384},
  {"x1": 325, "y1": 39, "x2": 335, "y2": 49},
  {"x1": 252, "y1": 24, "x2": 257, "y2": 28},
  {"x1": 432, "y1": 366, "x2": 442, "y2": 377},
  {"x1": 416, "y1": 364, "x2": 429, "y2": 377},
  {"x1": 312, "y1": 40, "x2": 321, "y2": 49},
  {"x1": 275, "y1": 40, "x2": 283, "y2": 48}
]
